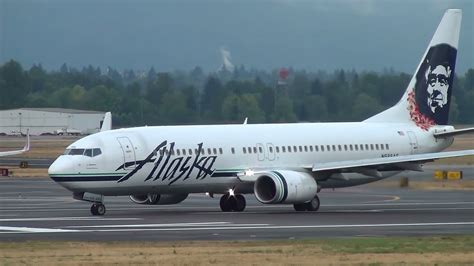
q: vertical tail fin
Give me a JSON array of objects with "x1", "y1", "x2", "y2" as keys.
[{"x1": 365, "y1": 9, "x2": 462, "y2": 130}]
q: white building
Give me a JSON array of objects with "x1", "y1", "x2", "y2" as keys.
[{"x1": 0, "y1": 108, "x2": 106, "y2": 135}]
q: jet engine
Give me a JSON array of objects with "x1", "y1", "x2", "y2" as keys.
[
  {"x1": 254, "y1": 170, "x2": 317, "y2": 204},
  {"x1": 129, "y1": 193, "x2": 188, "y2": 205}
]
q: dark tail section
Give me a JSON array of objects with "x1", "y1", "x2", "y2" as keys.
[{"x1": 365, "y1": 9, "x2": 462, "y2": 130}]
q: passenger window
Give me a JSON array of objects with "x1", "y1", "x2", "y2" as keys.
[
  {"x1": 326, "y1": 145, "x2": 331, "y2": 151},
  {"x1": 287, "y1": 146, "x2": 291, "y2": 152},
  {"x1": 332, "y1": 145, "x2": 336, "y2": 151},
  {"x1": 182, "y1": 149, "x2": 186, "y2": 155},
  {"x1": 360, "y1": 144, "x2": 364, "y2": 151},
  {"x1": 365, "y1": 144, "x2": 369, "y2": 150},
  {"x1": 299, "y1": 146, "x2": 303, "y2": 152},
  {"x1": 219, "y1": 148, "x2": 223, "y2": 154},
  {"x1": 231, "y1": 148, "x2": 235, "y2": 154},
  {"x1": 248, "y1": 147, "x2": 252, "y2": 153},
  {"x1": 380, "y1": 144, "x2": 384, "y2": 150},
  {"x1": 269, "y1": 146, "x2": 273, "y2": 153},
  {"x1": 93, "y1": 148, "x2": 102, "y2": 157},
  {"x1": 386, "y1": 144, "x2": 389, "y2": 150},
  {"x1": 282, "y1": 146, "x2": 286, "y2": 152},
  {"x1": 207, "y1": 148, "x2": 211, "y2": 154},
  {"x1": 349, "y1": 145, "x2": 353, "y2": 151},
  {"x1": 213, "y1": 148, "x2": 217, "y2": 154},
  {"x1": 321, "y1": 145, "x2": 325, "y2": 152},
  {"x1": 293, "y1": 146, "x2": 297, "y2": 152},
  {"x1": 304, "y1": 146, "x2": 308, "y2": 152},
  {"x1": 315, "y1": 145, "x2": 319, "y2": 152},
  {"x1": 84, "y1": 149, "x2": 93, "y2": 157},
  {"x1": 370, "y1": 144, "x2": 374, "y2": 150},
  {"x1": 344, "y1": 145, "x2": 348, "y2": 151},
  {"x1": 338, "y1": 145, "x2": 342, "y2": 151},
  {"x1": 253, "y1": 147, "x2": 257, "y2": 153},
  {"x1": 375, "y1": 144, "x2": 379, "y2": 150},
  {"x1": 355, "y1": 145, "x2": 359, "y2": 151},
  {"x1": 276, "y1": 146, "x2": 280, "y2": 153},
  {"x1": 258, "y1": 147, "x2": 263, "y2": 153},
  {"x1": 188, "y1": 149, "x2": 193, "y2": 155},
  {"x1": 243, "y1": 147, "x2": 247, "y2": 154},
  {"x1": 176, "y1": 149, "x2": 181, "y2": 156},
  {"x1": 309, "y1": 146, "x2": 313, "y2": 152}
]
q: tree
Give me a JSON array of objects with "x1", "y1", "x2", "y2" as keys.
[{"x1": 0, "y1": 60, "x2": 28, "y2": 108}]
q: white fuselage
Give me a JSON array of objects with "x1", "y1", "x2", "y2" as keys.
[{"x1": 48, "y1": 122, "x2": 454, "y2": 196}]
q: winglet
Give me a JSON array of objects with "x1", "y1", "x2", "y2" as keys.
[
  {"x1": 23, "y1": 130, "x2": 30, "y2": 152},
  {"x1": 100, "y1": 112, "x2": 112, "y2": 132}
]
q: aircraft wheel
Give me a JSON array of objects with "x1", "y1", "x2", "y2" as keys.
[
  {"x1": 91, "y1": 203, "x2": 106, "y2": 216},
  {"x1": 293, "y1": 203, "x2": 306, "y2": 212},
  {"x1": 305, "y1": 195, "x2": 320, "y2": 212},
  {"x1": 219, "y1": 194, "x2": 232, "y2": 212},
  {"x1": 232, "y1": 194, "x2": 246, "y2": 212}
]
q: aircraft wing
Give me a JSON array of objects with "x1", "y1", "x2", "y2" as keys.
[
  {"x1": 312, "y1": 150, "x2": 474, "y2": 172},
  {"x1": 0, "y1": 132, "x2": 30, "y2": 157}
]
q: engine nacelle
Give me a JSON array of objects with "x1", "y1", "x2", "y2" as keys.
[
  {"x1": 254, "y1": 170, "x2": 317, "y2": 204},
  {"x1": 129, "y1": 193, "x2": 188, "y2": 205}
]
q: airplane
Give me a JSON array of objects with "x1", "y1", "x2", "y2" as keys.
[
  {"x1": 0, "y1": 131, "x2": 30, "y2": 157},
  {"x1": 48, "y1": 9, "x2": 473, "y2": 216}
]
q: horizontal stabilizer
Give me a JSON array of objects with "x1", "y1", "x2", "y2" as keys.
[
  {"x1": 434, "y1": 127, "x2": 474, "y2": 138},
  {"x1": 312, "y1": 150, "x2": 474, "y2": 172}
]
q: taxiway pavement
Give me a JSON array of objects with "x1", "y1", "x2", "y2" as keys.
[{"x1": 0, "y1": 176, "x2": 473, "y2": 241}]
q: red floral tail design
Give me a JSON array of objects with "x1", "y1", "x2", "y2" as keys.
[{"x1": 407, "y1": 90, "x2": 436, "y2": 131}]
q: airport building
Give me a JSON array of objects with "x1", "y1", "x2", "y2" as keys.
[{"x1": 0, "y1": 108, "x2": 105, "y2": 135}]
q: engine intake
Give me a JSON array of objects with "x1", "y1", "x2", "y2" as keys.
[
  {"x1": 254, "y1": 170, "x2": 317, "y2": 204},
  {"x1": 129, "y1": 193, "x2": 188, "y2": 205}
]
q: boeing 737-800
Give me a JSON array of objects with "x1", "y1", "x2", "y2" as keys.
[{"x1": 49, "y1": 9, "x2": 473, "y2": 216}]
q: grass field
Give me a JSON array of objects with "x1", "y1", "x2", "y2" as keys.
[{"x1": 0, "y1": 236, "x2": 473, "y2": 265}]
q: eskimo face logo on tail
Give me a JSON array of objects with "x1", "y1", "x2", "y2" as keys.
[{"x1": 409, "y1": 44, "x2": 457, "y2": 129}]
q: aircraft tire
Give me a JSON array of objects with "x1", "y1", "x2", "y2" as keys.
[
  {"x1": 232, "y1": 194, "x2": 246, "y2": 212},
  {"x1": 304, "y1": 195, "x2": 320, "y2": 212},
  {"x1": 293, "y1": 203, "x2": 306, "y2": 211},
  {"x1": 219, "y1": 194, "x2": 232, "y2": 212},
  {"x1": 91, "y1": 203, "x2": 106, "y2": 216}
]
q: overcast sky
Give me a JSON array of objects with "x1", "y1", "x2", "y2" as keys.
[{"x1": 1, "y1": 0, "x2": 473, "y2": 74}]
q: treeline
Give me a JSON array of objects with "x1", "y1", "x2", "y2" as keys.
[{"x1": 0, "y1": 60, "x2": 473, "y2": 126}]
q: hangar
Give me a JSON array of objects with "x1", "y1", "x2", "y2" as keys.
[{"x1": 0, "y1": 108, "x2": 105, "y2": 135}]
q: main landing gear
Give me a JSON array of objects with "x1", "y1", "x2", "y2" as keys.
[
  {"x1": 90, "y1": 202, "x2": 106, "y2": 216},
  {"x1": 293, "y1": 195, "x2": 320, "y2": 212},
  {"x1": 220, "y1": 193, "x2": 246, "y2": 212}
]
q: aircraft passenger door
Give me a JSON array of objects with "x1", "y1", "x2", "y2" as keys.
[
  {"x1": 407, "y1": 131, "x2": 419, "y2": 154},
  {"x1": 256, "y1": 143, "x2": 265, "y2": 161},
  {"x1": 117, "y1": 137, "x2": 136, "y2": 169},
  {"x1": 266, "y1": 143, "x2": 275, "y2": 161}
]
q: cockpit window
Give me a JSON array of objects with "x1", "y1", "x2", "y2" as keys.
[
  {"x1": 93, "y1": 148, "x2": 102, "y2": 157},
  {"x1": 64, "y1": 148, "x2": 102, "y2": 157},
  {"x1": 84, "y1": 149, "x2": 93, "y2": 157},
  {"x1": 68, "y1": 149, "x2": 85, "y2": 155}
]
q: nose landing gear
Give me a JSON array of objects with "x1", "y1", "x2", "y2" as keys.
[
  {"x1": 90, "y1": 203, "x2": 106, "y2": 216},
  {"x1": 220, "y1": 193, "x2": 246, "y2": 212}
]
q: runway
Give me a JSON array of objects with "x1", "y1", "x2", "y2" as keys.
[{"x1": 1, "y1": 177, "x2": 473, "y2": 241}]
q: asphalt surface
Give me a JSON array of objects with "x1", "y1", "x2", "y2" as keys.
[{"x1": 1, "y1": 175, "x2": 473, "y2": 241}]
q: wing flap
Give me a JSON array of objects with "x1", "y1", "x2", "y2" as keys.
[{"x1": 312, "y1": 150, "x2": 474, "y2": 172}]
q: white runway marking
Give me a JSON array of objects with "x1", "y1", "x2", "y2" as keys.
[
  {"x1": 1, "y1": 221, "x2": 472, "y2": 234},
  {"x1": 68, "y1": 222, "x2": 270, "y2": 228},
  {"x1": 0, "y1": 217, "x2": 142, "y2": 222},
  {"x1": 77, "y1": 221, "x2": 474, "y2": 233},
  {"x1": 0, "y1": 226, "x2": 79, "y2": 233}
]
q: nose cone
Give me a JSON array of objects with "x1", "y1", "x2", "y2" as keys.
[{"x1": 48, "y1": 156, "x2": 75, "y2": 178}]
